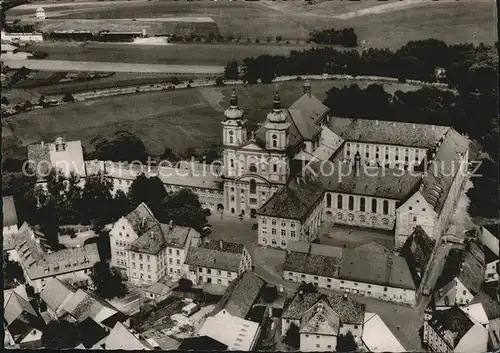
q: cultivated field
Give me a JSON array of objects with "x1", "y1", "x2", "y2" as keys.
[
  {"x1": 24, "y1": 42, "x2": 315, "y2": 66},
  {"x1": 4, "y1": 79, "x2": 422, "y2": 158},
  {"x1": 8, "y1": 0, "x2": 496, "y2": 47}
]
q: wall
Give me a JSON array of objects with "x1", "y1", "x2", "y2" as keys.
[
  {"x1": 189, "y1": 266, "x2": 238, "y2": 287},
  {"x1": 128, "y1": 251, "x2": 159, "y2": 285},
  {"x1": 480, "y1": 227, "x2": 499, "y2": 258},
  {"x1": 283, "y1": 271, "x2": 416, "y2": 306},
  {"x1": 109, "y1": 217, "x2": 138, "y2": 271},
  {"x1": 258, "y1": 216, "x2": 301, "y2": 248},
  {"x1": 1, "y1": 31, "x2": 44, "y2": 42},
  {"x1": 324, "y1": 192, "x2": 398, "y2": 231},
  {"x1": 28, "y1": 269, "x2": 91, "y2": 293},
  {"x1": 300, "y1": 333, "x2": 336, "y2": 352}
]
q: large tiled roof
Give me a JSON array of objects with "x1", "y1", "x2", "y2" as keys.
[
  {"x1": 4, "y1": 291, "x2": 38, "y2": 326},
  {"x1": 62, "y1": 289, "x2": 119, "y2": 324},
  {"x1": 102, "y1": 322, "x2": 152, "y2": 350},
  {"x1": 318, "y1": 161, "x2": 422, "y2": 200},
  {"x1": 211, "y1": 271, "x2": 265, "y2": 319},
  {"x1": 428, "y1": 306, "x2": 474, "y2": 348},
  {"x1": 13, "y1": 227, "x2": 100, "y2": 280},
  {"x1": 329, "y1": 118, "x2": 450, "y2": 148},
  {"x1": 257, "y1": 172, "x2": 325, "y2": 220},
  {"x1": 124, "y1": 202, "x2": 158, "y2": 236},
  {"x1": 27, "y1": 143, "x2": 51, "y2": 176},
  {"x1": 289, "y1": 109, "x2": 322, "y2": 141},
  {"x1": 420, "y1": 128, "x2": 469, "y2": 214},
  {"x1": 130, "y1": 224, "x2": 166, "y2": 255},
  {"x1": 185, "y1": 240, "x2": 245, "y2": 272},
  {"x1": 285, "y1": 241, "x2": 416, "y2": 290},
  {"x1": 284, "y1": 251, "x2": 342, "y2": 278},
  {"x1": 40, "y1": 278, "x2": 76, "y2": 315},
  {"x1": 402, "y1": 226, "x2": 436, "y2": 286},
  {"x1": 283, "y1": 292, "x2": 365, "y2": 325},
  {"x1": 300, "y1": 301, "x2": 339, "y2": 335},
  {"x1": 3, "y1": 195, "x2": 18, "y2": 227},
  {"x1": 339, "y1": 248, "x2": 417, "y2": 290},
  {"x1": 289, "y1": 93, "x2": 330, "y2": 124}
]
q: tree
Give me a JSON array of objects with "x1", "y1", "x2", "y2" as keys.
[
  {"x1": 90, "y1": 261, "x2": 127, "y2": 299},
  {"x1": 161, "y1": 147, "x2": 181, "y2": 162},
  {"x1": 128, "y1": 174, "x2": 167, "y2": 210},
  {"x1": 3, "y1": 253, "x2": 25, "y2": 289},
  {"x1": 336, "y1": 331, "x2": 357, "y2": 352},
  {"x1": 284, "y1": 322, "x2": 300, "y2": 349},
  {"x1": 42, "y1": 321, "x2": 81, "y2": 349},
  {"x1": 91, "y1": 131, "x2": 148, "y2": 163},
  {"x1": 160, "y1": 189, "x2": 207, "y2": 230},
  {"x1": 262, "y1": 285, "x2": 278, "y2": 303},
  {"x1": 111, "y1": 189, "x2": 133, "y2": 221},
  {"x1": 215, "y1": 76, "x2": 224, "y2": 86},
  {"x1": 80, "y1": 172, "x2": 114, "y2": 227},
  {"x1": 298, "y1": 282, "x2": 317, "y2": 294},
  {"x1": 178, "y1": 278, "x2": 193, "y2": 291},
  {"x1": 224, "y1": 61, "x2": 239, "y2": 80}
]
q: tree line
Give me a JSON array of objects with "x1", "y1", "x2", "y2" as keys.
[
  {"x1": 228, "y1": 39, "x2": 496, "y2": 90},
  {"x1": 309, "y1": 27, "x2": 358, "y2": 47}
]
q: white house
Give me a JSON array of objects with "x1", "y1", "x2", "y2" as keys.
[
  {"x1": 478, "y1": 225, "x2": 499, "y2": 283},
  {"x1": 362, "y1": 313, "x2": 406, "y2": 352}
]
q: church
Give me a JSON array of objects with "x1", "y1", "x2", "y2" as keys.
[{"x1": 221, "y1": 81, "x2": 470, "y2": 251}]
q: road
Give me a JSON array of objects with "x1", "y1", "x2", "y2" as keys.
[{"x1": 1, "y1": 59, "x2": 224, "y2": 75}]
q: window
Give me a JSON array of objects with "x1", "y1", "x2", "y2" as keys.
[
  {"x1": 217, "y1": 270, "x2": 222, "y2": 275},
  {"x1": 263, "y1": 218, "x2": 267, "y2": 224},
  {"x1": 281, "y1": 241, "x2": 286, "y2": 246},
  {"x1": 348, "y1": 196, "x2": 354, "y2": 210},
  {"x1": 382, "y1": 218, "x2": 389, "y2": 226},
  {"x1": 337, "y1": 213, "x2": 343, "y2": 220},
  {"x1": 272, "y1": 229, "x2": 276, "y2": 235},
  {"x1": 291, "y1": 231, "x2": 296, "y2": 238},
  {"x1": 413, "y1": 216, "x2": 418, "y2": 222},
  {"x1": 229, "y1": 136, "x2": 234, "y2": 143},
  {"x1": 360, "y1": 197, "x2": 365, "y2": 212},
  {"x1": 326, "y1": 193, "x2": 332, "y2": 207},
  {"x1": 207, "y1": 269, "x2": 212, "y2": 274},
  {"x1": 249, "y1": 163, "x2": 257, "y2": 173},
  {"x1": 147, "y1": 255, "x2": 150, "y2": 261},
  {"x1": 176, "y1": 259, "x2": 180, "y2": 265},
  {"x1": 383, "y1": 200, "x2": 389, "y2": 215},
  {"x1": 250, "y1": 179, "x2": 256, "y2": 193},
  {"x1": 176, "y1": 250, "x2": 180, "y2": 256},
  {"x1": 139, "y1": 254, "x2": 143, "y2": 260},
  {"x1": 348, "y1": 213, "x2": 354, "y2": 221},
  {"x1": 273, "y1": 164, "x2": 277, "y2": 172},
  {"x1": 371, "y1": 199, "x2": 377, "y2": 213},
  {"x1": 337, "y1": 195, "x2": 343, "y2": 209},
  {"x1": 148, "y1": 275, "x2": 151, "y2": 279},
  {"x1": 169, "y1": 258, "x2": 173, "y2": 264},
  {"x1": 272, "y1": 239, "x2": 277, "y2": 245},
  {"x1": 354, "y1": 325, "x2": 358, "y2": 329},
  {"x1": 230, "y1": 159, "x2": 234, "y2": 168},
  {"x1": 131, "y1": 253, "x2": 135, "y2": 259},
  {"x1": 140, "y1": 264, "x2": 143, "y2": 270},
  {"x1": 132, "y1": 262, "x2": 136, "y2": 269},
  {"x1": 228, "y1": 272, "x2": 232, "y2": 277}
]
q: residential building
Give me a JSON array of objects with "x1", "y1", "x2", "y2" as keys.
[
  {"x1": 143, "y1": 282, "x2": 174, "y2": 302},
  {"x1": 477, "y1": 225, "x2": 499, "y2": 283},
  {"x1": 12, "y1": 227, "x2": 100, "y2": 293},
  {"x1": 3, "y1": 195, "x2": 19, "y2": 235},
  {"x1": 92, "y1": 321, "x2": 153, "y2": 350},
  {"x1": 39, "y1": 277, "x2": 76, "y2": 320},
  {"x1": 281, "y1": 291, "x2": 366, "y2": 351},
  {"x1": 27, "y1": 137, "x2": 86, "y2": 180},
  {"x1": 471, "y1": 290, "x2": 500, "y2": 351},
  {"x1": 178, "y1": 336, "x2": 228, "y2": 351},
  {"x1": 362, "y1": 313, "x2": 406, "y2": 352},
  {"x1": 423, "y1": 305, "x2": 488, "y2": 352},
  {"x1": 211, "y1": 271, "x2": 265, "y2": 319},
  {"x1": 185, "y1": 239, "x2": 252, "y2": 287},
  {"x1": 283, "y1": 241, "x2": 417, "y2": 305},
  {"x1": 435, "y1": 241, "x2": 486, "y2": 308},
  {"x1": 198, "y1": 310, "x2": 260, "y2": 351},
  {"x1": 4, "y1": 290, "x2": 44, "y2": 349}
]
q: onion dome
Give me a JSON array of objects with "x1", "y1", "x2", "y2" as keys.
[
  {"x1": 266, "y1": 87, "x2": 288, "y2": 123},
  {"x1": 224, "y1": 89, "x2": 244, "y2": 119}
]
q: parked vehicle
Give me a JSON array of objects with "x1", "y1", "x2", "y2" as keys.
[{"x1": 181, "y1": 303, "x2": 199, "y2": 317}]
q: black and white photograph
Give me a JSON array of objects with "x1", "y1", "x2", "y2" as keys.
[{"x1": 1, "y1": 0, "x2": 498, "y2": 351}]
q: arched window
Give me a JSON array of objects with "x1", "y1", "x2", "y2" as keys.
[
  {"x1": 230, "y1": 159, "x2": 234, "y2": 168},
  {"x1": 337, "y1": 213, "x2": 343, "y2": 220},
  {"x1": 382, "y1": 218, "x2": 389, "y2": 226},
  {"x1": 249, "y1": 163, "x2": 257, "y2": 173},
  {"x1": 326, "y1": 193, "x2": 332, "y2": 207},
  {"x1": 229, "y1": 136, "x2": 234, "y2": 144},
  {"x1": 273, "y1": 164, "x2": 277, "y2": 173},
  {"x1": 272, "y1": 140, "x2": 277, "y2": 148},
  {"x1": 337, "y1": 195, "x2": 343, "y2": 209},
  {"x1": 371, "y1": 199, "x2": 377, "y2": 213},
  {"x1": 348, "y1": 214, "x2": 354, "y2": 221},
  {"x1": 360, "y1": 197, "x2": 365, "y2": 212},
  {"x1": 250, "y1": 180, "x2": 256, "y2": 194},
  {"x1": 383, "y1": 200, "x2": 389, "y2": 215},
  {"x1": 348, "y1": 196, "x2": 354, "y2": 211}
]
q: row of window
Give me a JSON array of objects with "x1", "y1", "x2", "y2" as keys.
[
  {"x1": 262, "y1": 218, "x2": 296, "y2": 227},
  {"x1": 346, "y1": 143, "x2": 422, "y2": 155},
  {"x1": 327, "y1": 212, "x2": 391, "y2": 226},
  {"x1": 198, "y1": 268, "x2": 233, "y2": 277},
  {"x1": 199, "y1": 276, "x2": 227, "y2": 285},
  {"x1": 326, "y1": 194, "x2": 391, "y2": 215},
  {"x1": 262, "y1": 228, "x2": 296, "y2": 238},
  {"x1": 262, "y1": 238, "x2": 286, "y2": 247}
]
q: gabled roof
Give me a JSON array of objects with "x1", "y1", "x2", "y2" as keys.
[
  {"x1": 428, "y1": 306, "x2": 475, "y2": 348},
  {"x1": 3, "y1": 195, "x2": 18, "y2": 227},
  {"x1": 402, "y1": 226, "x2": 436, "y2": 286},
  {"x1": 185, "y1": 240, "x2": 245, "y2": 272},
  {"x1": 471, "y1": 290, "x2": 500, "y2": 320},
  {"x1": 77, "y1": 318, "x2": 110, "y2": 349},
  {"x1": 40, "y1": 278, "x2": 75, "y2": 315},
  {"x1": 284, "y1": 250, "x2": 342, "y2": 278},
  {"x1": 283, "y1": 292, "x2": 365, "y2": 325},
  {"x1": 101, "y1": 322, "x2": 152, "y2": 350},
  {"x1": 329, "y1": 118, "x2": 449, "y2": 148},
  {"x1": 288, "y1": 109, "x2": 322, "y2": 141},
  {"x1": 289, "y1": 93, "x2": 330, "y2": 125},
  {"x1": 363, "y1": 313, "x2": 406, "y2": 353},
  {"x1": 420, "y1": 128, "x2": 469, "y2": 214},
  {"x1": 178, "y1": 336, "x2": 227, "y2": 351},
  {"x1": 61, "y1": 289, "x2": 120, "y2": 324},
  {"x1": 4, "y1": 291, "x2": 38, "y2": 326},
  {"x1": 300, "y1": 300, "x2": 340, "y2": 335},
  {"x1": 211, "y1": 271, "x2": 265, "y2": 319},
  {"x1": 124, "y1": 202, "x2": 158, "y2": 236}
]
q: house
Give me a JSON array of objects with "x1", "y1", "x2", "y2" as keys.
[
  {"x1": 401, "y1": 226, "x2": 436, "y2": 290},
  {"x1": 211, "y1": 271, "x2": 265, "y2": 319},
  {"x1": 283, "y1": 241, "x2": 417, "y2": 305},
  {"x1": 198, "y1": 310, "x2": 260, "y2": 351},
  {"x1": 435, "y1": 241, "x2": 486, "y2": 308},
  {"x1": 4, "y1": 290, "x2": 44, "y2": 349},
  {"x1": 185, "y1": 239, "x2": 252, "y2": 287},
  {"x1": 362, "y1": 313, "x2": 406, "y2": 352},
  {"x1": 110, "y1": 202, "x2": 201, "y2": 283},
  {"x1": 27, "y1": 137, "x2": 86, "y2": 180},
  {"x1": 3, "y1": 195, "x2": 19, "y2": 235},
  {"x1": 143, "y1": 282, "x2": 174, "y2": 302},
  {"x1": 477, "y1": 225, "x2": 499, "y2": 283},
  {"x1": 423, "y1": 305, "x2": 488, "y2": 352},
  {"x1": 39, "y1": 278, "x2": 76, "y2": 320},
  {"x1": 12, "y1": 226, "x2": 100, "y2": 293},
  {"x1": 92, "y1": 321, "x2": 152, "y2": 350},
  {"x1": 281, "y1": 291, "x2": 365, "y2": 352},
  {"x1": 471, "y1": 290, "x2": 500, "y2": 351},
  {"x1": 178, "y1": 336, "x2": 227, "y2": 350}
]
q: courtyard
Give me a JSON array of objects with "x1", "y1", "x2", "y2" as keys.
[{"x1": 317, "y1": 222, "x2": 395, "y2": 250}]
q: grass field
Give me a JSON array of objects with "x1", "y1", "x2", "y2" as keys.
[
  {"x1": 4, "y1": 79, "x2": 422, "y2": 158},
  {"x1": 8, "y1": 0, "x2": 496, "y2": 46},
  {"x1": 25, "y1": 42, "x2": 315, "y2": 66}
]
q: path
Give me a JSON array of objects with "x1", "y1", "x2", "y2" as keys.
[{"x1": 2, "y1": 59, "x2": 224, "y2": 75}]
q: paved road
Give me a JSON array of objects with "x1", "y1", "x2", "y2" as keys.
[{"x1": 2, "y1": 59, "x2": 224, "y2": 75}]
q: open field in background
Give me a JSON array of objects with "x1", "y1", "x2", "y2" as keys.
[
  {"x1": 3, "y1": 79, "x2": 422, "y2": 158},
  {"x1": 23, "y1": 42, "x2": 314, "y2": 66},
  {"x1": 8, "y1": 0, "x2": 496, "y2": 47}
]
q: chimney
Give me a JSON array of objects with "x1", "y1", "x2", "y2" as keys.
[
  {"x1": 375, "y1": 120, "x2": 379, "y2": 126},
  {"x1": 219, "y1": 239, "x2": 223, "y2": 250},
  {"x1": 41, "y1": 140, "x2": 44, "y2": 146},
  {"x1": 169, "y1": 220, "x2": 174, "y2": 229}
]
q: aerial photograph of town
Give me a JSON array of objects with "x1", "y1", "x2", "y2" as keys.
[{"x1": 1, "y1": 0, "x2": 498, "y2": 351}]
